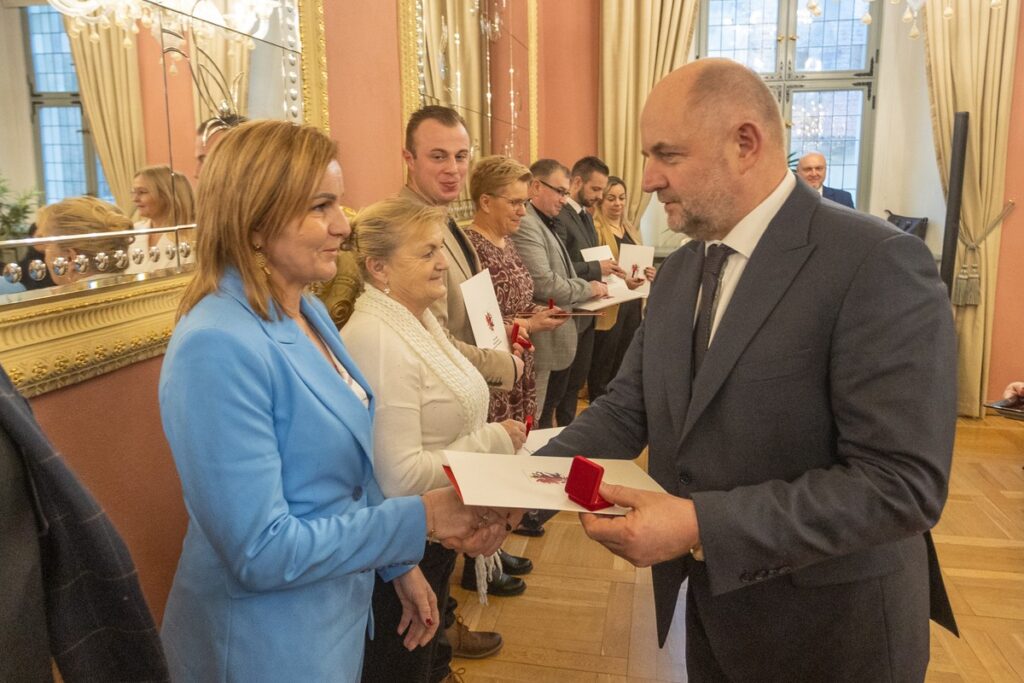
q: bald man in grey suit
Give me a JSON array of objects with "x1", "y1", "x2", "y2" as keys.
[{"x1": 539, "y1": 59, "x2": 957, "y2": 681}]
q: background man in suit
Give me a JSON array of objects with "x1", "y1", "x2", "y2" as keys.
[
  {"x1": 796, "y1": 151, "x2": 855, "y2": 208},
  {"x1": 538, "y1": 59, "x2": 957, "y2": 680},
  {"x1": 512, "y1": 159, "x2": 607, "y2": 424},
  {"x1": 542, "y1": 156, "x2": 626, "y2": 428},
  {"x1": 399, "y1": 105, "x2": 530, "y2": 651}
]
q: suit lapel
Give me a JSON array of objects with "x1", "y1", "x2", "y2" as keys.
[
  {"x1": 443, "y1": 221, "x2": 476, "y2": 281},
  {"x1": 679, "y1": 186, "x2": 818, "y2": 448},
  {"x1": 664, "y1": 241, "x2": 704, "y2": 441}
]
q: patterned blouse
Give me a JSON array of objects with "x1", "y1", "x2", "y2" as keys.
[{"x1": 466, "y1": 228, "x2": 537, "y2": 422}]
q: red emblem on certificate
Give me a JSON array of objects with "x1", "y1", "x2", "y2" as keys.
[{"x1": 485, "y1": 312, "x2": 495, "y2": 331}]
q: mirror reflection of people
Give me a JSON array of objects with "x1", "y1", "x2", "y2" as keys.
[
  {"x1": 34, "y1": 196, "x2": 132, "y2": 285},
  {"x1": 795, "y1": 152, "x2": 855, "y2": 208},
  {"x1": 130, "y1": 165, "x2": 196, "y2": 273},
  {"x1": 159, "y1": 120, "x2": 510, "y2": 682},
  {"x1": 194, "y1": 113, "x2": 248, "y2": 178},
  {"x1": 342, "y1": 197, "x2": 525, "y2": 682}
]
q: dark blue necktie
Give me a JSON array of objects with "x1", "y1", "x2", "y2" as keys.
[{"x1": 692, "y1": 243, "x2": 734, "y2": 373}]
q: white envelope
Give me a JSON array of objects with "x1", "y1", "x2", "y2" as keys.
[
  {"x1": 617, "y1": 244, "x2": 656, "y2": 296},
  {"x1": 443, "y1": 451, "x2": 667, "y2": 515},
  {"x1": 516, "y1": 426, "x2": 564, "y2": 455},
  {"x1": 580, "y1": 244, "x2": 613, "y2": 262},
  {"x1": 574, "y1": 289, "x2": 646, "y2": 312},
  {"x1": 460, "y1": 270, "x2": 510, "y2": 353}
]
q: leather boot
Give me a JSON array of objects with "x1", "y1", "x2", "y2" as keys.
[
  {"x1": 446, "y1": 616, "x2": 502, "y2": 659},
  {"x1": 497, "y1": 548, "x2": 533, "y2": 575},
  {"x1": 460, "y1": 558, "x2": 526, "y2": 596}
]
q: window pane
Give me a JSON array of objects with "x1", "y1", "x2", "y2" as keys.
[
  {"x1": 790, "y1": 89, "x2": 863, "y2": 198},
  {"x1": 705, "y1": 0, "x2": 779, "y2": 74},
  {"x1": 39, "y1": 106, "x2": 87, "y2": 203},
  {"x1": 794, "y1": 0, "x2": 870, "y2": 72},
  {"x1": 26, "y1": 6, "x2": 78, "y2": 93}
]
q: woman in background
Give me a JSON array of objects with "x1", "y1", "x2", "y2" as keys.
[
  {"x1": 159, "y1": 120, "x2": 508, "y2": 682},
  {"x1": 343, "y1": 197, "x2": 525, "y2": 683},
  {"x1": 35, "y1": 196, "x2": 132, "y2": 285},
  {"x1": 130, "y1": 165, "x2": 195, "y2": 272},
  {"x1": 588, "y1": 176, "x2": 652, "y2": 400}
]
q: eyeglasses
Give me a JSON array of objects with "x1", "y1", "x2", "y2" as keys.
[
  {"x1": 490, "y1": 194, "x2": 529, "y2": 209},
  {"x1": 538, "y1": 179, "x2": 571, "y2": 198}
]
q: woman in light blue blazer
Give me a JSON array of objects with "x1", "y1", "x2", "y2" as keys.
[{"x1": 158, "y1": 120, "x2": 510, "y2": 682}]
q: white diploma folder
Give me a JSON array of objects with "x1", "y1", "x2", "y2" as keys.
[
  {"x1": 579, "y1": 244, "x2": 613, "y2": 262},
  {"x1": 460, "y1": 269, "x2": 510, "y2": 353},
  {"x1": 443, "y1": 451, "x2": 666, "y2": 515},
  {"x1": 617, "y1": 243, "x2": 655, "y2": 296}
]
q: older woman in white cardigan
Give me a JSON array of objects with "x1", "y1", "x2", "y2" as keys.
[{"x1": 342, "y1": 198, "x2": 526, "y2": 683}]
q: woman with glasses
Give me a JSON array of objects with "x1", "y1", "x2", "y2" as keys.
[{"x1": 466, "y1": 156, "x2": 566, "y2": 423}]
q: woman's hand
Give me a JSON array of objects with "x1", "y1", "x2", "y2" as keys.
[
  {"x1": 528, "y1": 306, "x2": 569, "y2": 332},
  {"x1": 644, "y1": 266, "x2": 656, "y2": 282},
  {"x1": 392, "y1": 567, "x2": 439, "y2": 650},
  {"x1": 624, "y1": 276, "x2": 646, "y2": 291},
  {"x1": 499, "y1": 419, "x2": 527, "y2": 451},
  {"x1": 421, "y1": 488, "x2": 516, "y2": 557}
]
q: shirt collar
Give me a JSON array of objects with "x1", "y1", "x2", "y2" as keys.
[
  {"x1": 566, "y1": 197, "x2": 582, "y2": 213},
  {"x1": 713, "y1": 171, "x2": 797, "y2": 259}
]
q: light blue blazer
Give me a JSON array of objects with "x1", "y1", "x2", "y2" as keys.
[{"x1": 159, "y1": 270, "x2": 427, "y2": 682}]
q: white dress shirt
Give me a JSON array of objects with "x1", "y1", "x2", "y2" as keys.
[{"x1": 698, "y1": 172, "x2": 797, "y2": 344}]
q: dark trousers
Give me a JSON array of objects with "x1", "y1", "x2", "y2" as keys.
[
  {"x1": 538, "y1": 366, "x2": 570, "y2": 429},
  {"x1": 555, "y1": 324, "x2": 595, "y2": 427},
  {"x1": 362, "y1": 542, "x2": 456, "y2": 683},
  {"x1": 588, "y1": 300, "x2": 642, "y2": 401}
]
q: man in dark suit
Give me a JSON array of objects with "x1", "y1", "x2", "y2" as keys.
[
  {"x1": 538, "y1": 59, "x2": 957, "y2": 680},
  {"x1": 542, "y1": 156, "x2": 625, "y2": 427},
  {"x1": 797, "y1": 151, "x2": 855, "y2": 208},
  {"x1": 0, "y1": 363, "x2": 168, "y2": 682}
]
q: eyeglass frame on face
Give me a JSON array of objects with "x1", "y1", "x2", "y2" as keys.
[
  {"x1": 488, "y1": 193, "x2": 529, "y2": 211},
  {"x1": 537, "y1": 178, "x2": 571, "y2": 198}
]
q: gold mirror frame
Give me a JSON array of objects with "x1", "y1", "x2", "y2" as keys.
[
  {"x1": 0, "y1": 0, "x2": 329, "y2": 397},
  {"x1": 397, "y1": 0, "x2": 539, "y2": 163}
]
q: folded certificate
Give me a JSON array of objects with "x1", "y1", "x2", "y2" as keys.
[
  {"x1": 617, "y1": 244, "x2": 655, "y2": 296},
  {"x1": 580, "y1": 245, "x2": 613, "y2": 262},
  {"x1": 443, "y1": 451, "x2": 666, "y2": 515},
  {"x1": 574, "y1": 289, "x2": 646, "y2": 312},
  {"x1": 516, "y1": 426, "x2": 564, "y2": 455},
  {"x1": 460, "y1": 269, "x2": 510, "y2": 353}
]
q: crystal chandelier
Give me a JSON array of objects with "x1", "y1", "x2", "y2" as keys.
[
  {"x1": 47, "y1": 0, "x2": 282, "y2": 45},
  {"x1": 805, "y1": 0, "x2": 1005, "y2": 38}
]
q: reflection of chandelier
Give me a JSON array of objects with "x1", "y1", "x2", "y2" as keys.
[
  {"x1": 793, "y1": 100, "x2": 827, "y2": 139},
  {"x1": 805, "y1": 0, "x2": 1005, "y2": 38},
  {"x1": 47, "y1": 0, "x2": 282, "y2": 43}
]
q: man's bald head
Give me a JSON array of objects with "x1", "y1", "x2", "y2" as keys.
[
  {"x1": 796, "y1": 152, "x2": 827, "y2": 189},
  {"x1": 640, "y1": 59, "x2": 790, "y2": 240}
]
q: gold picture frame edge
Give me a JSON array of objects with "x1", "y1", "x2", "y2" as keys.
[{"x1": 0, "y1": 0, "x2": 328, "y2": 397}]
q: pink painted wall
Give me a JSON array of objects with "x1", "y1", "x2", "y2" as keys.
[
  {"x1": 28, "y1": 357, "x2": 187, "y2": 624},
  {"x1": 536, "y1": 0, "x2": 600, "y2": 165},
  {"x1": 987, "y1": 9, "x2": 1024, "y2": 401},
  {"x1": 137, "y1": 31, "x2": 197, "y2": 178},
  {"x1": 324, "y1": 2, "x2": 405, "y2": 209}
]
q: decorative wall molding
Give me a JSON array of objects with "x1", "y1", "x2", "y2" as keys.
[
  {"x1": 298, "y1": 0, "x2": 330, "y2": 132},
  {"x1": 0, "y1": 275, "x2": 190, "y2": 397}
]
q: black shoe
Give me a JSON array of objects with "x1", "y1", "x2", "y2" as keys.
[
  {"x1": 512, "y1": 510, "x2": 545, "y2": 537},
  {"x1": 461, "y1": 566, "x2": 527, "y2": 596},
  {"x1": 498, "y1": 549, "x2": 533, "y2": 576}
]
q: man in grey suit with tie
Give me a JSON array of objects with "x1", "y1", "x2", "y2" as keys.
[
  {"x1": 538, "y1": 59, "x2": 957, "y2": 680},
  {"x1": 542, "y1": 156, "x2": 627, "y2": 428},
  {"x1": 511, "y1": 159, "x2": 607, "y2": 422}
]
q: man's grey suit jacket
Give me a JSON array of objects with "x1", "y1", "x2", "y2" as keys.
[
  {"x1": 538, "y1": 179, "x2": 957, "y2": 680},
  {"x1": 557, "y1": 204, "x2": 601, "y2": 333},
  {"x1": 511, "y1": 204, "x2": 592, "y2": 374}
]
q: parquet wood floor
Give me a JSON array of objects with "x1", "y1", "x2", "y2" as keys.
[{"x1": 449, "y1": 416, "x2": 1024, "y2": 682}]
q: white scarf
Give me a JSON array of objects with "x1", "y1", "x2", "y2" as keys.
[{"x1": 354, "y1": 285, "x2": 490, "y2": 440}]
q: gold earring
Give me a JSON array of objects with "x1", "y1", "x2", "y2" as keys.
[{"x1": 253, "y1": 244, "x2": 270, "y2": 276}]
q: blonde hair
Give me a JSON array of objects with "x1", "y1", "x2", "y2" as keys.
[
  {"x1": 469, "y1": 155, "x2": 532, "y2": 208},
  {"x1": 36, "y1": 196, "x2": 132, "y2": 264},
  {"x1": 134, "y1": 165, "x2": 195, "y2": 227},
  {"x1": 350, "y1": 198, "x2": 447, "y2": 282},
  {"x1": 177, "y1": 120, "x2": 338, "y2": 321}
]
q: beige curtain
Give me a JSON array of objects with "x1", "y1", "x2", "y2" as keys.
[
  {"x1": 924, "y1": 0, "x2": 1020, "y2": 416},
  {"x1": 599, "y1": 0, "x2": 698, "y2": 224},
  {"x1": 420, "y1": 0, "x2": 490, "y2": 157},
  {"x1": 66, "y1": 22, "x2": 145, "y2": 214}
]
